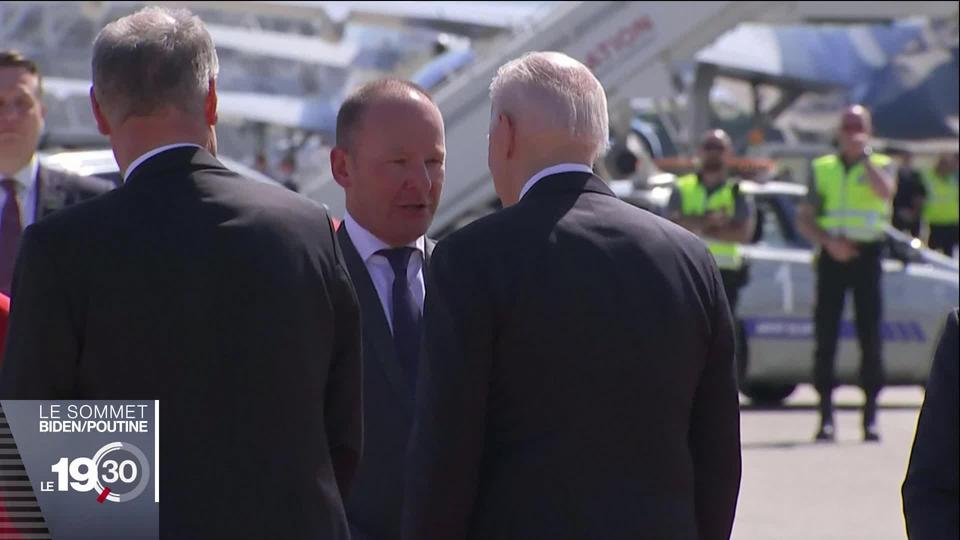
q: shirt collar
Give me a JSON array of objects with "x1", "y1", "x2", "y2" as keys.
[
  {"x1": 519, "y1": 163, "x2": 594, "y2": 201},
  {"x1": 124, "y1": 143, "x2": 202, "y2": 182},
  {"x1": 4, "y1": 154, "x2": 39, "y2": 193},
  {"x1": 343, "y1": 210, "x2": 425, "y2": 264}
]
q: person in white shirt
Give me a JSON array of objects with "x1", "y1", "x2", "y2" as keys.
[
  {"x1": 0, "y1": 50, "x2": 113, "y2": 294},
  {"x1": 329, "y1": 78, "x2": 444, "y2": 540}
]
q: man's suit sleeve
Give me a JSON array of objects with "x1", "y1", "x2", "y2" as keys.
[
  {"x1": 688, "y1": 257, "x2": 742, "y2": 540},
  {"x1": 0, "y1": 226, "x2": 80, "y2": 398},
  {"x1": 403, "y1": 239, "x2": 492, "y2": 540},
  {"x1": 323, "y1": 214, "x2": 363, "y2": 497},
  {"x1": 902, "y1": 309, "x2": 959, "y2": 540}
]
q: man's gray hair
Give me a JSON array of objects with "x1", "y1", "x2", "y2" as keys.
[
  {"x1": 489, "y1": 51, "x2": 609, "y2": 161},
  {"x1": 92, "y1": 6, "x2": 219, "y2": 122}
]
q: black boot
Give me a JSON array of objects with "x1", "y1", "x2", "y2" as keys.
[
  {"x1": 863, "y1": 395, "x2": 880, "y2": 442},
  {"x1": 815, "y1": 393, "x2": 835, "y2": 442}
]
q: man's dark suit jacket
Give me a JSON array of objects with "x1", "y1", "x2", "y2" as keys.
[
  {"x1": 338, "y1": 225, "x2": 433, "y2": 540},
  {"x1": 0, "y1": 163, "x2": 115, "y2": 295},
  {"x1": 0, "y1": 147, "x2": 363, "y2": 539},
  {"x1": 403, "y1": 171, "x2": 742, "y2": 540},
  {"x1": 902, "y1": 309, "x2": 959, "y2": 540},
  {"x1": 34, "y1": 163, "x2": 117, "y2": 219}
]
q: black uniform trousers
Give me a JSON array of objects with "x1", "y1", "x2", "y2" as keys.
[
  {"x1": 813, "y1": 242, "x2": 884, "y2": 398},
  {"x1": 928, "y1": 224, "x2": 959, "y2": 257},
  {"x1": 720, "y1": 267, "x2": 747, "y2": 314}
]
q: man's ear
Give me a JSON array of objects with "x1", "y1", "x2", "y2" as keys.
[
  {"x1": 330, "y1": 146, "x2": 351, "y2": 189},
  {"x1": 89, "y1": 87, "x2": 111, "y2": 136},
  {"x1": 205, "y1": 79, "x2": 218, "y2": 126}
]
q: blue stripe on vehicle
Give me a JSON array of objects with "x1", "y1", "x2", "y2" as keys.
[
  {"x1": 909, "y1": 321, "x2": 926, "y2": 342},
  {"x1": 743, "y1": 317, "x2": 926, "y2": 343}
]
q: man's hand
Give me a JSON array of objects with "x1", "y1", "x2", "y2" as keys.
[
  {"x1": 824, "y1": 237, "x2": 859, "y2": 262},
  {"x1": 705, "y1": 211, "x2": 728, "y2": 229},
  {"x1": 897, "y1": 208, "x2": 918, "y2": 223},
  {"x1": 850, "y1": 133, "x2": 870, "y2": 162}
]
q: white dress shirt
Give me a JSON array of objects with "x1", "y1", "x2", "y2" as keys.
[
  {"x1": 343, "y1": 211, "x2": 426, "y2": 333},
  {"x1": 519, "y1": 162, "x2": 594, "y2": 201},
  {"x1": 0, "y1": 154, "x2": 40, "y2": 233},
  {"x1": 124, "y1": 143, "x2": 202, "y2": 182}
]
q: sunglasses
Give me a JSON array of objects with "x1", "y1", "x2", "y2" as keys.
[
  {"x1": 701, "y1": 143, "x2": 727, "y2": 152},
  {"x1": 840, "y1": 124, "x2": 866, "y2": 133}
]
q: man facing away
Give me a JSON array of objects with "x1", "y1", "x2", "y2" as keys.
[
  {"x1": 403, "y1": 51, "x2": 741, "y2": 540},
  {"x1": 329, "y1": 79, "x2": 444, "y2": 540},
  {"x1": 0, "y1": 8, "x2": 362, "y2": 538},
  {"x1": 902, "y1": 308, "x2": 959, "y2": 540}
]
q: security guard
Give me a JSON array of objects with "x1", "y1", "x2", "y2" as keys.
[
  {"x1": 668, "y1": 129, "x2": 755, "y2": 313},
  {"x1": 797, "y1": 105, "x2": 896, "y2": 443},
  {"x1": 923, "y1": 152, "x2": 959, "y2": 256}
]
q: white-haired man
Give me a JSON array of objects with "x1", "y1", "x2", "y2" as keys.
[
  {"x1": 0, "y1": 7, "x2": 362, "y2": 539},
  {"x1": 403, "y1": 51, "x2": 742, "y2": 540}
]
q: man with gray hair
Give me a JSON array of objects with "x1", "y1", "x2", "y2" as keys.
[
  {"x1": 0, "y1": 7, "x2": 362, "y2": 539},
  {"x1": 403, "y1": 51, "x2": 741, "y2": 540}
]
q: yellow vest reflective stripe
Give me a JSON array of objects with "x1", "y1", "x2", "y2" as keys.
[
  {"x1": 676, "y1": 174, "x2": 742, "y2": 270},
  {"x1": 922, "y1": 169, "x2": 959, "y2": 225},
  {"x1": 813, "y1": 153, "x2": 892, "y2": 242}
]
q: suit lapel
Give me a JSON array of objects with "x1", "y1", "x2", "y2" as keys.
[
  {"x1": 337, "y1": 225, "x2": 414, "y2": 411},
  {"x1": 423, "y1": 237, "x2": 436, "y2": 295},
  {"x1": 34, "y1": 167, "x2": 61, "y2": 220},
  {"x1": 416, "y1": 238, "x2": 437, "y2": 401}
]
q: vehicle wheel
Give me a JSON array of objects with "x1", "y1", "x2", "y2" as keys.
[
  {"x1": 735, "y1": 319, "x2": 796, "y2": 405},
  {"x1": 742, "y1": 383, "x2": 797, "y2": 405}
]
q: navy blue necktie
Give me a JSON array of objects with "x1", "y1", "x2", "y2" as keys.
[{"x1": 379, "y1": 247, "x2": 421, "y2": 390}]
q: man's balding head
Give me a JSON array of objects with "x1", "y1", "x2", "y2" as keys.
[
  {"x1": 698, "y1": 129, "x2": 733, "y2": 179},
  {"x1": 839, "y1": 104, "x2": 873, "y2": 135},
  {"x1": 336, "y1": 79, "x2": 436, "y2": 150},
  {"x1": 487, "y1": 51, "x2": 608, "y2": 205},
  {"x1": 837, "y1": 104, "x2": 873, "y2": 161}
]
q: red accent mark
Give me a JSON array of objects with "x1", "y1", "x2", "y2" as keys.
[{"x1": 97, "y1": 487, "x2": 111, "y2": 503}]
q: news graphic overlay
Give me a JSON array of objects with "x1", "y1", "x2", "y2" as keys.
[{"x1": 0, "y1": 401, "x2": 159, "y2": 539}]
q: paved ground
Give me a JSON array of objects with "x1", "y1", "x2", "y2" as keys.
[{"x1": 732, "y1": 384, "x2": 924, "y2": 540}]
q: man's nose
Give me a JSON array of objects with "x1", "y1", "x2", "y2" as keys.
[{"x1": 407, "y1": 161, "x2": 433, "y2": 192}]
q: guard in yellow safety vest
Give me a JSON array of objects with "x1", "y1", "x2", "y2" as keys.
[
  {"x1": 796, "y1": 105, "x2": 897, "y2": 444},
  {"x1": 667, "y1": 129, "x2": 755, "y2": 314},
  {"x1": 922, "y1": 153, "x2": 959, "y2": 256}
]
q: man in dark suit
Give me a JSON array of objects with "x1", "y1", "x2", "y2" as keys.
[
  {"x1": 329, "y1": 79, "x2": 444, "y2": 540},
  {"x1": 0, "y1": 50, "x2": 114, "y2": 294},
  {"x1": 902, "y1": 309, "x2": 958, "y2": 539},
  {"x1": 403, "y1": 51, "x2": 741, "y2": 540},
  {"x1": 0, "y1": 7, "x2": 362, "y2": 539}
]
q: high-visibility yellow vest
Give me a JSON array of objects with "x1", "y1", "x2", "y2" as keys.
[
  {"x1": 812, "y1": 153, "x2": 892, "y2": 242},
  {"x1": 922, "y1": 169, "x2": 959, "y2": 226},
  {"x1": 676, "y1": 174, "x2": 743, "y2": 270}
]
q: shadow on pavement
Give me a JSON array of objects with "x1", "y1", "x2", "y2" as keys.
[
  {"x1": 740, "y1": 402, "x2": 919, "y2": 412},
  {"x1": 740, "y1": 439, "x2": 879, "y2": 450}
]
